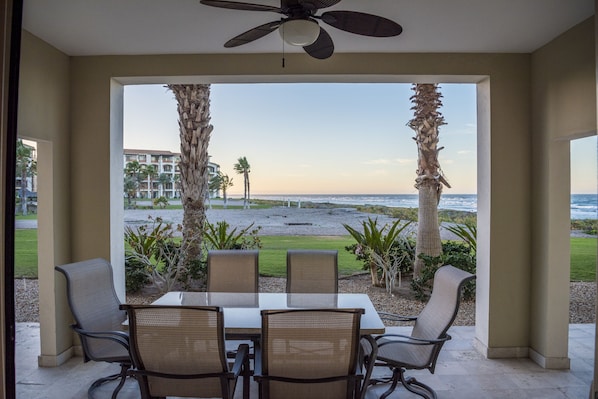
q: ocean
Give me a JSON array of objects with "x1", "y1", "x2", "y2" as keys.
[{"x1": 252, "y1": 194, "x2": 597, "y2": 220}]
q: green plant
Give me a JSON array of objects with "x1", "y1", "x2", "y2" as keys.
[
  {"x1": 125, "y1": 257, "x2": 149, "y2": 293},
  {"x1": 571, "y1": 219, "x2": 597, "y2": 235},
  {"x1": 203, "y1": 220, "x2": 262, "y2": 250},
  {"x1": 124, "y1": 216, "x2": 181, "y2": 293},
  {"x1": 411, "y1": 241, "x2": 476, "y2": 301},
  {"x1": 153, "y1": 196, "x2": 169, "y2": 208},
  {"x1": 343, "y1": 217, "x2": 413, "y2": 290},
  {"x1": 445, "y1": 222, "x2": 477, "y2": 252}
]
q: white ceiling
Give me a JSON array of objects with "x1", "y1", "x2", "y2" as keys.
[{"x1": 23, "y1": 0, "x2": 594, "y2": 57}]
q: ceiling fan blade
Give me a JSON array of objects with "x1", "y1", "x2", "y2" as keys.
[
  {"x1": 224, "y1": 21, "x2": 282, "y2": 47},
  {"x1": 200, "y1": 0, "x2": 281, "y2": 13},
  {"x1": 303, "y1": 27, "x2": 334, "y2": 59},
  {"x1": 321, "y1": 10, "x2": 402, "y2": 37},
  {"x1": 298, "y1": 0, "x2": 341, "y2": 10}
]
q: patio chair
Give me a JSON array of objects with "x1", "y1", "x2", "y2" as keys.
[
  {"x1": 254, "y1": 308, "x2": 377, "y2": 399},
  {"x1": 207, "y1": 249, "x2": 259, "y2": 293},
  {"x1": 207, "y1": 249, "x2": 260, "y2": 357},
  {"x1": 55, "y1": 258, "x2": 131, "y2": 399},
  {"x1": 363, "y1": 265, "x2": 475, "y2": 399},
  {"x1": 121, "y1": 304, "x2": 250, "y2": 399},
  {"x1": 286, "y1": 249, "x2": 338, "y2": 293}
]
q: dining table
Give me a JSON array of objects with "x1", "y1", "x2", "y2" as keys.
[{"x1": 152, "y1": 291, "x2": 386, "y2": 336}]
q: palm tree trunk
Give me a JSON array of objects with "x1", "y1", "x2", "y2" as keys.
[
  {"x1": 408, "y1": 83, "x2": 450, "y2": 278},
  {"x1": 20, "y1": 168, "x2": 27, "y2": 215},
  {"x1": 245, "y1": 172, "x2": 250, "y2": 209},
  {"x1": 413, "y1": 179, "x2": 443, "y2": 276},
  {"x1": 168, "y1": 84, "x2": 213, "y2": 276}
]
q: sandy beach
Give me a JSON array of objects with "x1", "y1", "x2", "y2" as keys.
[{"x1": 124, "y1": 200, "x2": 464, "y2": 239}]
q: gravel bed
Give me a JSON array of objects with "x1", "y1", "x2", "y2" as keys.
[{"x1": 15, "y1": 276, "x2": 596, "y2": 326}]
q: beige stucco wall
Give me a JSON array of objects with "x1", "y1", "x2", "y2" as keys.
[
  {"x1": 18, "y1": 30, "x2": 73, "y2": 365},
  {"x1": 69, "y1": 51, "x2": 533, "y2": 356},
  {"x1": 16, "y1": 15, "x2": 595, "y2": 368},
  {"x1": 530, "y1": 17, "x2": 596, "y2": 368}
]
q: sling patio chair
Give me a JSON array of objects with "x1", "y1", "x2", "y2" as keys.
[
  {"x1": 286, "y1": 249, "x2": 338, "y2": 293},
  {"x1": 121, "y1": 304, "x2": 250, "y2": 399},
  {"x1": 254, "y1": 308, "x2": 377, "y2": 399},
  {"x1": 55, "y1": 258, "x2": 131, "y2": 399},
  {"x1": 362, "y1": 265, "x2": 475, "y2": 399},
  {"x1": 207, "y1": 249, "x2": 259, "y2": 293},
  {"x1": 207, "y1": 249, "x2": 260, "y2": 358}
]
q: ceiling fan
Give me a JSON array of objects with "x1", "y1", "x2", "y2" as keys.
[{"x1": 199, "y1": 0, "x2": 403, "y2": 59}]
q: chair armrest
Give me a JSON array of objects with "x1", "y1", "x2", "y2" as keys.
[
  {"x1": 377, "y1": 312, "x2": 418, "y2": 322},
  {"x1": 253, "y1": 344, "x2": 263, "y2": 381},
  {"x1": 375, "y1": 333, "x2": 450, "y2": 347},
  {"x1": 72, "y1": 326, "x2": 130, "y2": 349},
  {"x1": 230, "y1": 343, "x2": 250, "y2": 378}
]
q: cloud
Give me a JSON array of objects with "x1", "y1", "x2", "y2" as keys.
[{"x1": 457, "y1": 150, "x2": 472, "y2": 155}]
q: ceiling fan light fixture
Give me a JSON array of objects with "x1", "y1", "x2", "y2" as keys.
[{"x1": 279, "y1": 19, "x2": 320, "y2": 46}]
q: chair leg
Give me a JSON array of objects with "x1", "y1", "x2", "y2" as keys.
[
  {"x1": 87, "y1": 363, "x2": 130, "y2": 399},
  {"x1": 397, "y1": 369, "x2": 437, "y2": 399},
  {"x1": 379, "y1": 368, "x2": 400, "y2": 399}
]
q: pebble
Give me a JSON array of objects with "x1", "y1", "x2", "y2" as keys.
[{"x1": 15, "y1": 276, "x2": 596, "y2": 325}]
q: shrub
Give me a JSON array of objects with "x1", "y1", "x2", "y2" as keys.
[
  {"x1": 411, "y1": 241, "x2": 476, "y2": 301},
  {"x1": 125, "y1": 257, "x2": 149, "y2": 293},
  {"x1": 203, "y1": 220, "x2": 262, "y2": 250},
  {"x1": 344, "y1": 217, "x2": 413, "y2": 291},
  {"x1": 444, "y1": 222, "x2": 477, "y2": 252},
  {"x1": 124, "y1": 216, "x2": 181, "y2": 293},
  {"x1": 153, "y1": 196, "x2": 169, "y2": 208}
]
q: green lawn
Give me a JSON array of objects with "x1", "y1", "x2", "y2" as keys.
[
  {"x1": 570, "y1": 237, "x2": 597, "y2": 281},
  {"x1": 14, "y1": 229, "x2": 38, "y2": 277},
  {"x1": 258, "y1": 236, "x2": 362, "y2": 277},
  {"x1": 13, "y1": 230, "x2": 596, "y2": 282}
]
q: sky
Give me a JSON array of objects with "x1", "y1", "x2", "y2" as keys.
[{"x1": 123, "y1": 83, "x2": 597, "y2": 196}]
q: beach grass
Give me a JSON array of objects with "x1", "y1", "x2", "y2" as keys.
[{"x1": 570, "y1": 237, "x2": 597, "y2": 281}]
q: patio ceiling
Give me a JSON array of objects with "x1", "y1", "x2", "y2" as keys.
[{"x1": 23, "y1": 0, "x2": 594, "y2": 57}]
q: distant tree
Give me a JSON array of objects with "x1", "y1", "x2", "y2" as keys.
[
  {"x1": 124, "y1": 176, "x2": 138, "y2": 208},
  {"x1": 157, "y1": 173, "x2": 172, "y2": 197},
  {"x1": 124, "y1": 160, "x2": 145, "y2": 199},
  {"x1": 168, "y1": 84, "x2": 213, "y2": 274},
  {"x1": 234, "y1": 156, "x2": 251, "y2": 209},
  {"x1": 211, "y1": 172, "x2": 233, "y2": 209},
  {"x1": 143, "y1": 164, "x2": 158, "y2": 199},
  {"x1": 15, "y1": 140, "x2": 37, "y2": 215},
  {"x1": 173, "y1": 174, "x2": 181, "y2": 198},
  {"x1": 408, "y1": 83, "x2": 450, "y2": 278}
]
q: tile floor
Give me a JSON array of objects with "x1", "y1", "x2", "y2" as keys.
[{"x1": 15, "y1": 323, "x2": 596, "y2": 398}]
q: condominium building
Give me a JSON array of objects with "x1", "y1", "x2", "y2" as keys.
[{"x1": 124, "y1": 149, "x2": 220, "y2": 199}]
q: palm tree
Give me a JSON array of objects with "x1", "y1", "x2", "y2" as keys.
[
  {"x1": 143, "y1": 164, "x2": 158, "y2": 199},
  {"x1": 234, "y1": 156, "x2": 251, "y2": 209},
  {"x1": 157, "y1": 173, "x2": 172, "y2": 198},
  {"x1": 210, "y1": 172, "x2": 233, "y2": 209},
  {"x1": 123, "y1": 176, "x2": 138, "y2": 208},
  {"x1": 15, "y1": 140, "x2": 37, "y2": 215},
  {"x1": 168, "y1": 84, "x2": 213, "y2": 274},
  {"x1": 124, "y1": 160, "x2": 145, "y2": 199},
  {"x1": 408, "y1": 83, "x2": 451, "y2": 278}
]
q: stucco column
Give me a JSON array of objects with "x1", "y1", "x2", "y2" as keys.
[{"x1": 474, "y1": 72, "x2": 533, "y2": 361}]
